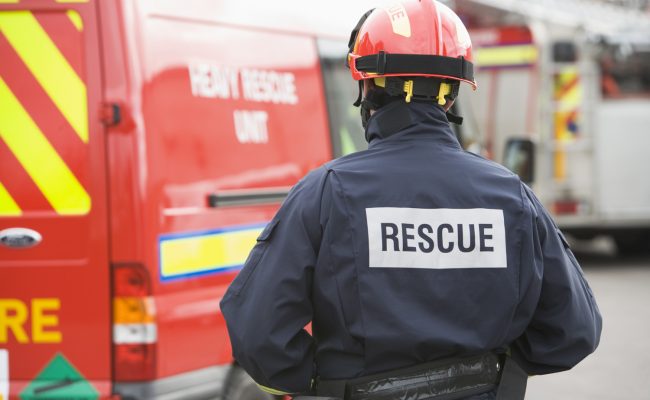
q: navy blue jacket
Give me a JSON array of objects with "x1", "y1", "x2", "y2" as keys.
[{"x1": 220, "y1": 101, "x2": 602, "y2": 394}]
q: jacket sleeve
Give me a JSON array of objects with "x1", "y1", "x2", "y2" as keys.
[
  {"x1": 512, "y1": 184, "x2": 602, "y2": 375},
  {"x1": 219, "y1": 167, "x2": 329, "y2": 394}
]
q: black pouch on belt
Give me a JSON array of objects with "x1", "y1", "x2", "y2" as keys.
[{"x1": 316, "y1": 352, "x2": 503, "y2": 400}]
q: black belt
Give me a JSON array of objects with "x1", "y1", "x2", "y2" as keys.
[{"x1": 316, "y1": 353, "x2": 501, "y2": 400}]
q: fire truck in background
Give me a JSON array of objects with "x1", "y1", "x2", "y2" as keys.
[
  {"x1": 0, "y1": 0, "x2": 379, "y2": 398},
  {"x1": 451, "y1": 0, "x2": 650, "y2": 252}
]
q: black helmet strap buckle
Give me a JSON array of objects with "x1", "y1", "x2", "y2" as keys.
[{"x1": 376, "y1": 51, "x2": 387, "y2": 75}]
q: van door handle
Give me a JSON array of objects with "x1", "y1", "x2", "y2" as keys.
[{"x1": 0, "y1": 227, "x2": 43, "y2": 249}]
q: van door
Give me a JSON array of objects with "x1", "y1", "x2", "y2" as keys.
[{"x1": 0, "y1": 1, "x2": 110, "y2": 398}]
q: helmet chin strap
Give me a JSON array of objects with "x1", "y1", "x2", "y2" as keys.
[
  {"x1": 361, "y1": 103, "x2": 372, "y2": 131},
  {"x1": 359, "y1": 87, "x2": 390, "y2": 130},
  {"x1": 445, "y1": 110, "x2": 464, "y2": 125},
  {"x1": 353, "y1": 81, "x2": 363, "y2": 107}
]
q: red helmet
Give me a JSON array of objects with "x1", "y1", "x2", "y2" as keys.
[{"x1": 348, "y1": 0, "x2": 476, "y2": 89}]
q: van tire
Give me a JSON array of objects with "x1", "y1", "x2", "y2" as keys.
[{"x1": 223, "y1": 367, "x2": 277, "y2": 400}]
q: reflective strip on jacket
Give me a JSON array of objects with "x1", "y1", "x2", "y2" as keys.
[{"x1": 220, "y1": 101, "x2": 602, "y2": 394}]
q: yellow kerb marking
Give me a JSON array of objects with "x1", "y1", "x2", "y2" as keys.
[
  {"x1": 0, "y1": 77, "x2": 91, "y2": 215},
  {"x1": 0, "y1": 0, "x2": 19, "y2": 4},
  {"x1": 0, "y1": 182, "x2": 21, "y2": 216},
  {"x1": 66, "y1": 10, "x2": 83, "y2": 31},
  {"x1": 160, "y1": 228, "x2": 262, "y2": 278},
  {"x1": 0, "y1": 11, "x2": 88, "y2": 143}
]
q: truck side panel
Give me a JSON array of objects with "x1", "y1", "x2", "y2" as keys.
[
  {"x1": 595, "y1": 100, "x2": 650, "y2": 220},
  {"x1": 105, "y1": 0, "x2": 332, "y2": 391}
]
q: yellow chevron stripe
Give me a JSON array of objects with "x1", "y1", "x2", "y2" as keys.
[
  {"x1": 160, "y1": 227, "x2": 263, "y2": 279},
  {"x1": 0, "y1": 77, "x2": 91, "y2": 215},
  {"x1": 0, "y1": 11, "x2": 88, "y2": 143},
  {"x1": 0, "y1": 182, "x2": 21, "y2": 216},
  {"x1": 0, "y1": 1, "x2": 19, "y2": 4},
  {"x1": 560, "y1": 85, "x2": 581, "y2": 107},
  {"x1": 555, "y1": 68, "x2": 581, "y2": 104},
  {"x1": 66, "y1": 10, "x2": 83, "y2": 31},
  {"x1": 557, "y1": 66, "x2": 578, "y2": 85}
]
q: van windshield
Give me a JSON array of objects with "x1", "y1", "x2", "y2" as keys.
[
  {"x1": 599, "y1": 44, "x2": 650, "y2": 99},
  {"x1": 318, "y1": 39, "x2": 367, "y2": 157}
]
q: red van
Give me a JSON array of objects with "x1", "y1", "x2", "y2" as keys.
[{"x1": 0, "y1": 0, "x2": 370, "y2": 398}]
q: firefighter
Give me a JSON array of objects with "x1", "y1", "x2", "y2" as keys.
[{"x1": 220, "y1": 1, "x2": 602, "y2": 399}]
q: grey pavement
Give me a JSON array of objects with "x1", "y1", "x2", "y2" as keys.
[{"x1": 526, "y1": 240, "x2": 650, "y2": 400}]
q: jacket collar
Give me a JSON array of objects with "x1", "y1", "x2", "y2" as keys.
[{"x1": 365, "y1": 101, "x2": 461, "y2": 150}]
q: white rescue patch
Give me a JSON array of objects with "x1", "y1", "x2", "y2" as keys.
[
  {"x1": 0, "y1": 349, "x2": 8, "y2": 400},
  {"x1": 366, "y1": 207, "x2": 507, "y2": 269}
]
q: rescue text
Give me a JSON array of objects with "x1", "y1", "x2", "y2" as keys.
[{"x1": 366, "y1": 207, "x2": 507, "y2": 269}]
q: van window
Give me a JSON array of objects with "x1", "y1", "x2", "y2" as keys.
[{"x1": 318, "y1": 39, "x2": 366, "y2": 157}]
